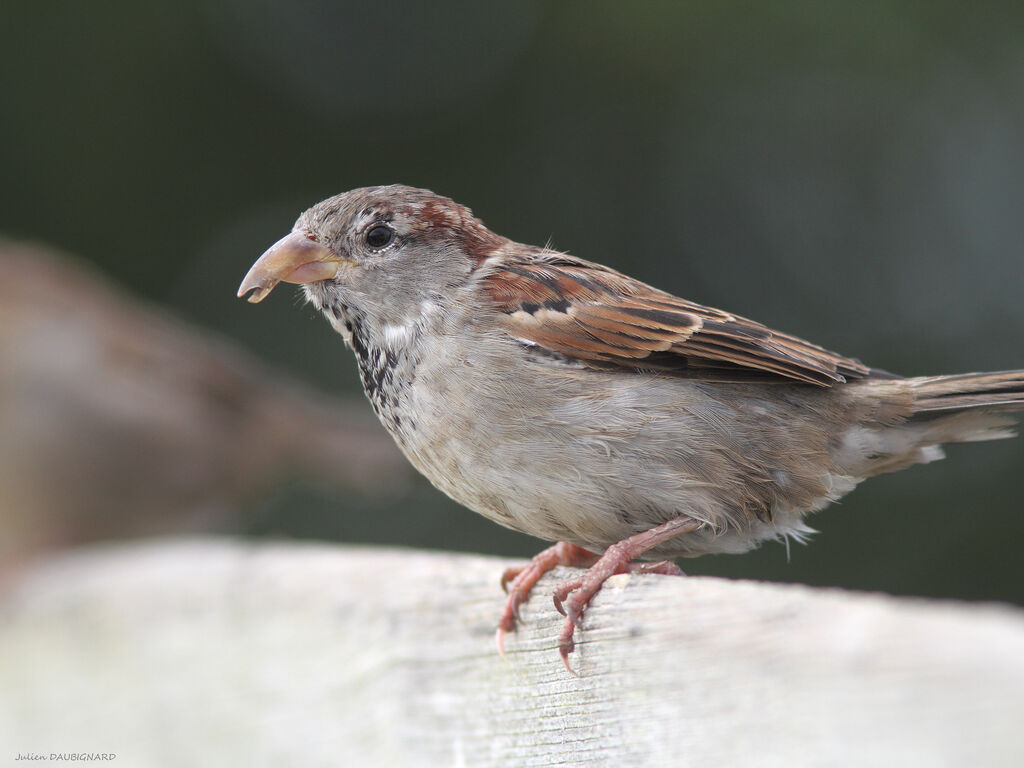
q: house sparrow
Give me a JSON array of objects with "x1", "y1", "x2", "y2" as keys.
[{"x1": 238, "y1": 185, "x2": 1024, "y2": 671}]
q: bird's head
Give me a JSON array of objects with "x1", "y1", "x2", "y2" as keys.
[{"x1": 238, "y1": 185, "x2": 505, "y2": 330}]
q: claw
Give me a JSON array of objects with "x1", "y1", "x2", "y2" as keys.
[
  {"x1": 500, "y1": 567, "x2": 521, "y2": 594},
  {"x1": 552, "y1": 576, "x2": 582, "y2": 617},
  {"x1": 496, "y1": 627, "x2": 509, "y2": 661},
  {"x1": 558, "y1": 619, "x2": 579, "y2": 676},
  {"x1": 561, "y1": 652, "x2": 578, "y2": 677}
]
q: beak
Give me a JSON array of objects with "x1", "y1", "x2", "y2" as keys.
[{"x1": 237, "y1": 231, "x2": 347, "y2": 304}]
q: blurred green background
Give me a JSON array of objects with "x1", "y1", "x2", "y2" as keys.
[{"x1": 2, "y1": 1, "x2": 1022, "y2": 603}]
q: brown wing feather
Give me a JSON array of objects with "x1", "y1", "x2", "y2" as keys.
[{"x1": 482, "y1": 251, "x2": 869, "y2": 386}]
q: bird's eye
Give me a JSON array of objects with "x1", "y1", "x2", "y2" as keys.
[{"x1": 365, "y1": 225, "x2": 394, "y2": 249}]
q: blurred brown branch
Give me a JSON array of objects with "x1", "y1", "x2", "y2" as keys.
[{"x1": 0, "y1": 240, "x2": 409, "y2": 565}]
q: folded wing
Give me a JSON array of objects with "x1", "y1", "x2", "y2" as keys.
[{"x1": 482, "y1": 251, "x2": 870, "y2": 386}]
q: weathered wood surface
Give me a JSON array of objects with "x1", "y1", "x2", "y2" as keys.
[{"x1": 1, "y1": 539, "x2": 1022, "y2": 767}]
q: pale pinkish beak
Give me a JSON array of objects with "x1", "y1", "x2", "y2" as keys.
[{"x1": 237, "y1": 231, "x2": 348, "y2": 303}]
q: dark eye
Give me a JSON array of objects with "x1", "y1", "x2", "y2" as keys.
[{"x1": 365, "y1": 224, "x2": 394, "y2": 249}]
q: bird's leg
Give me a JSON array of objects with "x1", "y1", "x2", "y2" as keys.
[
  {"x1": 556, "y1": 515, "x2": 701, "y2": 673},
  {"x1": 497, "y1": 542, "x2": 599, "y2": 657}
]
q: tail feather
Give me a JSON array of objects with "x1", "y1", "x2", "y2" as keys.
[{"x1": 908, "y1": 370, "x2": 1024, "y2": 414}]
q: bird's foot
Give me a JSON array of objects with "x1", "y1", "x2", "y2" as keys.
[
  {"x1": 519, "y1": 517, "x2": 701, "y2": 674},
  {"x1": 496, "y1": 542, "x2": 598, "y2": 658},
  {"x1": 551, "y1": 558, "x2": 685, "y2": 619},
  {"x1": 552, "y1": 555, "x2": 688, "y2": 674}
]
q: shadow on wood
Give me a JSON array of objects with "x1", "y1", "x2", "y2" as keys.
[{"x1": 1, "y1": 539, "x2": 1022, "y2": 766}]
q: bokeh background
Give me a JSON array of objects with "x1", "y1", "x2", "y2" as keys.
[{"x1": 2, "y1": 1, "x2": 1022, "y2": 603}]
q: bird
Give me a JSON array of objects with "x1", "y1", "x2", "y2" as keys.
[{"x1": 238, "y1": 184, "x2": 1024, "y2": 671}]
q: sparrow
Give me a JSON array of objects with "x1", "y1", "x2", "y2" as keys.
[{"x1": 238, "y1": 185, "x2": 1024, "y2": 671}]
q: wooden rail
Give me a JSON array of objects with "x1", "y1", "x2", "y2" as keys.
[{"x1": 2, "y1": 540, "x2": 1022, "y2": 766}]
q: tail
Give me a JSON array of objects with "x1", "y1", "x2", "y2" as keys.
[
  {"x1": 844, "y1": 370, "x2": 1024, "y2": 478},
  {"x1": 908, "y1": 370, "x2": 1024, "y2": 416},
  {"x1": 898, "y1": 370, "x2": 1024, "y2": 455}
]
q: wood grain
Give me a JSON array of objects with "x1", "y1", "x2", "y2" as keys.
[{"x1": 1, "y1": 540, "x2": 1022, "y2": 767}]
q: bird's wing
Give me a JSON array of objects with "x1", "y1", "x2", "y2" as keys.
[{"x1": 481, "y1": 251, "x2": 869, "y2": 386}]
